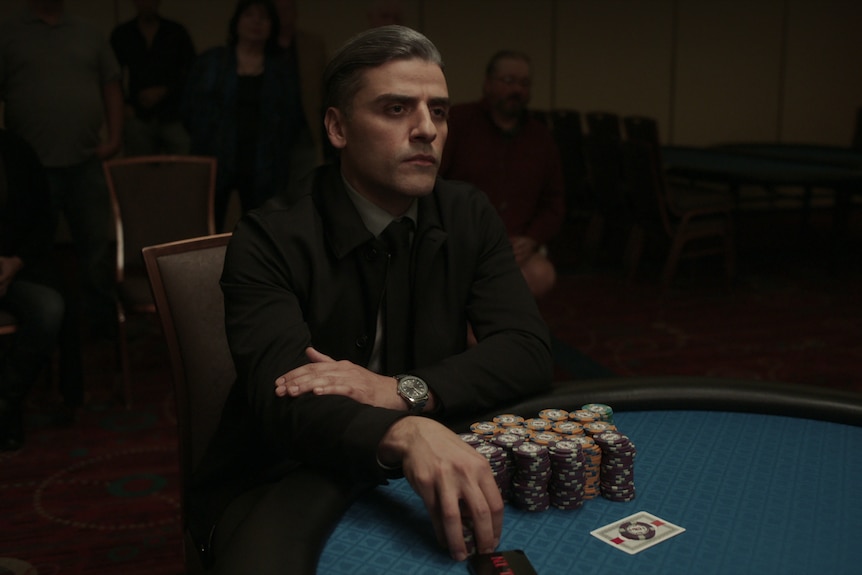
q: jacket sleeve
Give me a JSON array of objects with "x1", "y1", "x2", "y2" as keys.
[
  {"x1": 220, "y1": 211, "x2": 406, "y2": 485},
  {"x1": 411, "y1": 185, "x2": 555, "y2": 421}
]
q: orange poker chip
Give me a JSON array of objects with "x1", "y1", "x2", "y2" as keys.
[
  {"x1": 553, "y1": 420, "x2": 584, "y2": 435},
  {"x1": 583, "y1": 421, "x2": 617, "y2": 436},
  {"x1": 530, "y1": 431, "x2": 561, "y2": 446},
  {"x1": 493, "y1": 413, "x2": 525, "y2": 427},
  {"x1": 538, "y1": 408, "x2": 569, "y2": 422},
  {"x1": 523, "y1": 417, "x2": 554, "y2": 432},
  {"x1": 568, "y1": 409, "x2": 598, "y2": 423},
  {"x1": 470, "y1": 421, "x2": 500, "y2": 436}
]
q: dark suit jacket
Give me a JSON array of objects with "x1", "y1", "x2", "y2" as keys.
[{"x1": 190, "y1": 164, "x2": 553, "y2": 536}]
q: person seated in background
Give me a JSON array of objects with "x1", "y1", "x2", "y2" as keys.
[
  {"x1": 110, "y1": 0, "x2": 197, "y2": 156},
  {"x1": 182, "y1": 0, "x2": 303, "y2": 231},
  {"x1": 0, "y1": 129, "x2": 65, "y2": 451},
  {"x1": 189, "y1": 25, "x2": 553, "y2": 572},
  {"x1": 441, "y1": 50, "x2": 566, "y2": 298}
]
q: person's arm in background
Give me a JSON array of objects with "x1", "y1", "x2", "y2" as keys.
[{"x1": 96, "y1": 80, "x2": 124, "y2": 160}]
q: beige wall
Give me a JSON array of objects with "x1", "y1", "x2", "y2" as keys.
[{"x1": 3, "y1": 0, "x2": 861, "y2": 146}]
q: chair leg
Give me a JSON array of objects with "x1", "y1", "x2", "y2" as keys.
[
  {"x1": 723, "y1": 222, "x2": 736, "y2": 286},
  {"x1": 623, "y1": 224, "x2": 645, "y2": 282},
  {"x1": 116, "y1": 310, "x2": 132, "y2": 409},
  {"x1": 662, "y1": 235, "x2": 686, "y2": 288}
]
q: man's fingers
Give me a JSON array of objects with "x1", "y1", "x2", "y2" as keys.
[
  {"x1": 465, "y1": 479, "x2": 503, "y2": 554},
  {"x1": 305, "y1": 346, "x2": 335, "y2": 363},
  {"x1": 439, "y1": 494, "x2": 469, "y2": 561}
]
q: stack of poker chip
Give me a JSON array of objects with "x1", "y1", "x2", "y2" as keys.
[
  {"x1": 593, "y1": 430, "x2": 637, "y2": 502},
  {"x1": 474, "y1": 443, "x2": 510, "y2": 497},
  {"x1": 511, "y1": 442, "x2": 552, "y2": 511},
  {"x1": 490, "y1": 432, "x2": 525, "y2": 501},
  {"x1": 461, "y1": 403, "x2": 635, "y2": 512},
  {"x1": 582, "y1": 420, "x2": 618, "y2": 437},
  {"x1": 460, "y1": 506, "x2": 477, "y2": 555},
  {"x1": 568, "y1": 434, "x2": 602, "y2": 499},
  {"x1": 582, "y1": 403, "x2": 615, "y2": 424},
  {"x1": 547, "y1": 438, "x2": 587, "y2": 510},
  {"x1": 568, "y1": 409, "x2": 598, "y2": 424}
]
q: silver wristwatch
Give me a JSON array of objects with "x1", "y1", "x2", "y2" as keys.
[{"x1": 395, "y1": 374, "x2": 429, "y2": 414}]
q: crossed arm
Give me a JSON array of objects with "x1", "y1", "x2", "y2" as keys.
[{"x1": 275, "y1": 347, "x2": 501, "y2": 562}]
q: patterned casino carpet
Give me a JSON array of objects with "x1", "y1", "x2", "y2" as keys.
[{"x1": 0, "y1": 208, "x2": 860, "y2": 574}]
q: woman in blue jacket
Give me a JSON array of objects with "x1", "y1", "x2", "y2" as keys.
[{"x1": 183, "y1": 0, "x2": 303, "y2": 231}]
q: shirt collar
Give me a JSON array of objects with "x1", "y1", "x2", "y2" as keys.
[{"x1": 342, "y1": 175, "x2": 418, "y2": 238}]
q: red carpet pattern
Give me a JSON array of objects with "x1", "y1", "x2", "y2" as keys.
[{"x1": 541, "y1": 265, "x2": 862, "y2": 392}]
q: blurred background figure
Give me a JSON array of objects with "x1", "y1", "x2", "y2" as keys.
[
  {"x1": 273, "y1": 0, "x2": 327, "y2": 181},
  {"x1": 111, "y1": 0, "x2": 196, "y2": 156},
  {"x1": 0, "y1": 128, "x2": 66, "y2": 451},
  {"x1": 0, "y1": 0, "x2": 124, "y2": 341},
  {"x1": 366, "y1": 0, "x2": 404, "y2": 27},
  {"x1": 182, "y1": 0, "x2": 303, "y2": 232},
  {"x1": 441, "y1": 50, "x2": 565, "y2": 299}
]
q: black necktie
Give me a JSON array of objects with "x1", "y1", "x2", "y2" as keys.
[{"x1": 381, "y1": 218, "x2": 413, "y2": 374}]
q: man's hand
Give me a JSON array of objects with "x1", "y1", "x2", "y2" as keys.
[
  {"x1": 510, "y1": 235, "x2": 539, "y2": 265},
  {"x1": 378, "y1": 417, "x2": 503, "y2": 562},
  {"x1": 274, "y1": 347, "x2": 406, "y2": 410}
]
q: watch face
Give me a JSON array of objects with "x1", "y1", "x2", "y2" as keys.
[{"x1": 399, "y1": 377, "x2": 428, "y2": 399}]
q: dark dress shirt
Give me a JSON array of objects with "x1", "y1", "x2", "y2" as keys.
[
  {"x1": 441, "y1": 99, "x2": 566, "y2": 246},
  {"x1": 110, "y1": 16, "x2": 195, "y2": 121}
]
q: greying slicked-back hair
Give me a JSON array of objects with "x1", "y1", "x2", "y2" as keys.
[
  {"x1": 485, "y1": 50, "x2": 531, "y2": 77},
  {"x1": 323, "y1": 25, "x2": 444, "y2": 113}
]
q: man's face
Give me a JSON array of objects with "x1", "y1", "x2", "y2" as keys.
[
  {"x1": 483, "y1": 57, "x2": 532, "y2": 119},
  {"x1": 326, "y1": 58, "x2": 449, "y2": 216}
]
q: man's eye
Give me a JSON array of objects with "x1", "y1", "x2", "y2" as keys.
[
  {"x1": 388, "y1": 105, "x2": 406, "y2": 114},
  {"x1": 432, "y1": 107, "x2": 449, "y2": 119}
]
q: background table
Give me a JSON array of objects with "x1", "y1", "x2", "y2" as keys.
[
  {"x1": 712, "y1": 143, "x2": 862, "y2": 170},
  {"x1": 317, "y1": 410, "x2": 862, "y2": 574},
  {"x1": 661, "y1": 145, "x2": 862, "y2": 261}
]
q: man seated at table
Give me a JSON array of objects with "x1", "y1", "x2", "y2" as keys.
[
  {"x1": 441, "y1": 50, "x2": 565, "y2": 298},
  {"x1": 190, "y1": 25, "x2": 553, "y2": 573}
]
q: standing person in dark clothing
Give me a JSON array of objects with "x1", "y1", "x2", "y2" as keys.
[
  {"x1": 0, "y1": 128, "x2": 65, "y2": 451},
  {"x1": 0, "y1": 0, "x2": 124, "y2": 341},
  {"x1": 273, "y1": 0, "x2": 327, "y2": 181},
  {"x1": 182, "y1": 0, "x2": 302, "y2": 232},
  {"x1": 111, "y1": 0, "x2": 196, "y2": 156}
]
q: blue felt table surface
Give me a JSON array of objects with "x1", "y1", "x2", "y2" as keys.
[{"x1": 317, "y1": 410, "x2": 862, "y2": 575}]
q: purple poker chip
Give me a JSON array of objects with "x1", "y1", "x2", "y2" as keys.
[{"x1": 619, "y1": 520, "x2": 656, "y2": 540}]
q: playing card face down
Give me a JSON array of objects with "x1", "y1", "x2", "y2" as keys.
[
  {"x1": 468, "y1": 549, "x2": 539, "y2": 575},
  {"x1": 591, "y1": 511, "x2": 686, "y2": 555}
]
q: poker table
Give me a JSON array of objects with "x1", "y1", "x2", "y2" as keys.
[
  {"x1": 661, "y1": 145, "x2": 862, "y2": 255},
  {"x1": 662, "y1": 144, "x2": 862, "y2": 190},
  {"x1": 309, "y1": 378, "x2": 862, "y2": 575},
  {"x1": 711, "y1": 142, "x2": 862, "y2": 170}
]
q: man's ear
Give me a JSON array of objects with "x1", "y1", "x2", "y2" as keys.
[{"x1": 324, "y1": 107, "x2": 347, "y2": 150}]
